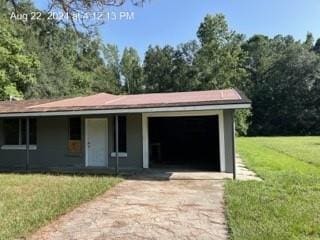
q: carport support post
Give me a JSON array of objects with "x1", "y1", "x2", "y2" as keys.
[
  {"x1": 232, "y1": 112, "x2": 236, "y2": 180},
  {"x1": 115, "y1": 115, "x2": 119, "y2": 175},
  {"x1": 26, "y1": 117, "x2": 30, "y2": 172}
]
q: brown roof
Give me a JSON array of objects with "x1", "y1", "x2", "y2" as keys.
[{"x1": 0, "y1": 89, "x2": 250, "y2": 115}]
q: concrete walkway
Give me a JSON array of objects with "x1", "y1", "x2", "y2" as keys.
[
  {"x1": 30, "y1": 176, "x2": 228, "y2": 240},
  {"x1": 235, "y1": 154, "x2": 262, "y2": 181},
  {"x1": 29, "y1": 156, "x2": 260, "y2": 240}
]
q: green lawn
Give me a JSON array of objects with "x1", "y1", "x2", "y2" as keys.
[
  {"x1": 0, "y1": 174, "x2": 121, "y2": 240},
  {"x1": 225, "y1": 137, "x2": 320, "y2": 240},
  {"x1": 251, "y1": 137, "x2": 320, "y2": 167}
]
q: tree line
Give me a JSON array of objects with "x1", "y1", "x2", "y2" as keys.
[{"x1": 1, "y1": 1, "x2": 319, "y2": 135}]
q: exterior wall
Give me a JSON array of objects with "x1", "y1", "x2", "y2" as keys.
[
  {"x1": 107, "y1": 114, "x2": 143, "y2": 169},
  {"x1": 0, "y1": 117, "x2": 85, "y2": 170},
  {"x1": 223, "y1": 109, "x2": 235, "y2": 173},
  {"x1": 0, "y1": 111, "x2": 233, "y2": 172},
  {"x1": 31, "y1": 117, "x2": 85, "y2": 170},
  {"x1": 0, "y1": 114, "x2": 143, "y2": 171},
  {"x1": 0, "y1": 118, "x2": 26, "y2": 169}
]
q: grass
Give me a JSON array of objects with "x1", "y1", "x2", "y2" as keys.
[
  {"x1": 251, "y1": 137, "x2": 320, "y2": 167},
  {"x1": 0, "y1": 174, "x2": 121, "y2": 240},
  {"x1": 225, "y1": 137, "x2": 320, "y2": 240}
]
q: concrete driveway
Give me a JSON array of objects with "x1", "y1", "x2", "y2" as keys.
[{"x1": 30, "y1": 171, "x2": 228, "y2": 240}]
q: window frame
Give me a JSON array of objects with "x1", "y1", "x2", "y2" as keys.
[
  {"x1": 113, "y1": 116, "x2": 127, "y2": 155},
  {"x1": 69, "y1": 117, "x2": 82, "y2": 141},
  {"x1": 68, "y1": 117, "x2": 82, "y2": 154},
  {"x1": 1, "y1": 118, "x2": 37, "y2": 150}
]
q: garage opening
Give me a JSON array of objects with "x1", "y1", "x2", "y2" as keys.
[{"x1": 148, "y1": 116, "x2": 220, "y2": 171}]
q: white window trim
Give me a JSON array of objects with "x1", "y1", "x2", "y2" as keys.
[
  {"x1": 1, "y1": 145, "x2": 37, "y2": 150},
  {"x1": 142, "y1": 110, "x2": 226, "y2": 172},
  {"x1": 110, "y1": 152, "x2": 128, "y2": 158}
]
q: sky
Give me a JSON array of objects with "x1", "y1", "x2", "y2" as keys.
[{"x1": 34, "y1": 0, "x2": 320, "y2": 57}]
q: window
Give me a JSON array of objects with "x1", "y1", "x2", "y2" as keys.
[
  {"x1": 21, "y1": 119, "x2": 37, "y2": 145},
  {"x1": 68, "y1": 118, "x2": 82, "y2": 154},
  {"x1": 114, "y1": 116, "x2": 127, "y2": 152},
  {"x1": 69, "y1": 118, "x2": 81, "y2": 140},
  {"x1": 4, "y1": 119, "x2": 19, "y2": 145},
  {"x1": 3, "y1": 119, "x2": 37, "y2": 145}
]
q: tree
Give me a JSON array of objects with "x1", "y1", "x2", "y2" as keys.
[
  {"x1": 172, "y1": 41, "x2": 199, "y2": 91},
  {"x1": 23, "y1": 20, "x2": 92, "y2": 98},
  {"x1": 120, "y1": 47, "x2": 143, "y2": 94},
  {"x1": 144, "y1": 45, "x2": 176, "y2": 92},
  {"x1": 91, "y1": 43, "x2": 121, "y2": 94},
  {"x1": 313, "y1": 38, "x2": 320, "y2": 54},
  {"x1": 195, "y1": 14, "x2": 250, "y2": 135},
  {"x1": 103, "y1": 44, "x2": 121, "y2": 84},
  {"x1": 248, "y1": 39, "x2": 320, "y2": 135},
  {"x1": 0, "y1": 18, "x2": 39, "y2": 100},
  {"x1": 143, "y1": 43, "x2": 199, "y2": 93},
  {"x1": 2, "y1": 0, "x2": 125, "y2": 99},
  {"x1": 304, "y1": 32, "x2": 314, "y2": 50},
  {"x1": 195, "y1": 14, "x2": 248, "y2": 90}
]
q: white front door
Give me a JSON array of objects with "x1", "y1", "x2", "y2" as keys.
[{"x1": 86, "y1": 118, "x2": 108, "y2": 167}]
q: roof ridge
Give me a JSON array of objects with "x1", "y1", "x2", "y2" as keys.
[
  {"x1": 104, "y1": 95, "x2": 128, "y2": 105},
  {"x1": 27, "y1": 96, "x2": 84, "y2": 109}
]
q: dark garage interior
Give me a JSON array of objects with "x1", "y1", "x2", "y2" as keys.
[{"x1": 148, "y1": 116, "x2": 220, "y2": 171}]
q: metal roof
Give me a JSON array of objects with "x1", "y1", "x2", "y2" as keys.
[{"x1": 0, "y1": 89, "x2": 250, "y2": 116}]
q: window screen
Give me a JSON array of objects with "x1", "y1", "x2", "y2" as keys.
[
  {"x1": 69, "y1": 118, "x2": 81, "y2": 140},
  {"x1": 114, "y1": 116, "x2": 127, "y2": 152},
  {"x1": 4, "y1": 119, "x2": 37, "y2": 145},
  {"x1": 21, "y1": 119, "x2": 37, "y2": 145},
  {"x1": 4, "y1": 119, "x2": 20, "y2": 145}
]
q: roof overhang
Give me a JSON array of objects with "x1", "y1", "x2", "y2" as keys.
[{"x1": 0, "y1": 103, "x2": 251, "y2": 118}]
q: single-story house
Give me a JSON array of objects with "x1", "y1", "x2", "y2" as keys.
[{"x1": 0, "y1": 89, "x2": 250, "y2": 174}]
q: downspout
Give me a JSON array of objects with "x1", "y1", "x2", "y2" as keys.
[
  {"x1": 26, "y1": 117, "x2": 30, "y2": 172},
  {"x1": 232, "y1": 111, "x2": 236, "y2": 180},
  {"x1": 115, "y1": 115, "x2": 119, "y2": 175}
]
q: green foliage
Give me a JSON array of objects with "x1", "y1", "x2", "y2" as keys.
[
  {"x1": 195, "y1": 14, "x2": 249, "y2": 90},
  {"x1": 121, "y1": 47, "x2": 143, "y2": 93},
  {"x1": 1, "y1": 1, "x2": 121, "y2": 99},
  {"x1": 234, "y1": 109, "x2": 252, "y2": 136},
  {"x1": 144, "y1": 45, "x2": 176, "y2": 92},
  {"x1": 144, "y1": 42, "x2": 200, "y2": 93},
  {"x1": 194, "y1": 14, "x2": 250, "y2": 132},
  {"x1": 0, "y1": 17, "x2": 39, "y2": 100},
  {"x1": 99, "y1": 43, "x2": 121, "y2": 93},
  {"x1": 245, "y1": 35, "x2": 320, "y2": 135}
]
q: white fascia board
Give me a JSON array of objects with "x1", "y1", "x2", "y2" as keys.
[{"x1": 0, "y1": 103, "x2": 251, "y2": 118}]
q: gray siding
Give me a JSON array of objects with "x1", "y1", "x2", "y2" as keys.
[
  {"x1": 0, "y1": 114, "x2": 143, "y2": 171},
  {"x1": 0, "y1": 117, "x2": 84, "y2": 170},
  {"x1": 223, "y1": 109, "x2": 235, "y2": 173},
  {"x1": 0, "y1": 111, "x2": 233, "y2": 172},
  {"x1": 30, "y1": 117, "x2": 85, "y2": 170},
  {"x1": 0, "y1": 118, "x2": 30, "y2": 169},
  {"x1": 108, "y1": 114, "x2": 143, "y2": 169}
]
